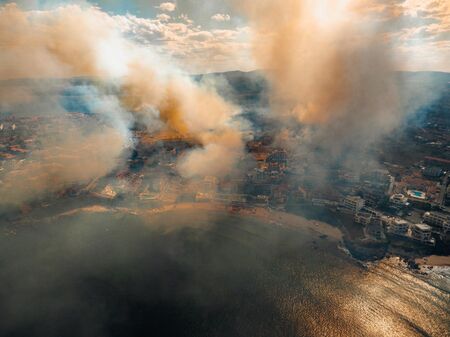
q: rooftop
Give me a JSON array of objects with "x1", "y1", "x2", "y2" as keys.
[{"x1": 414, "y1": 223, "x2": 432, "y2": 231}]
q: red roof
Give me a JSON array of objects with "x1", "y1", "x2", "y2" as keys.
[{"x1": 425, "y1": 156, "x2": 450, "y2": 165}]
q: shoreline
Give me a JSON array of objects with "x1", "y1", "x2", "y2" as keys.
[
  {"x1": 49, "y1": 202, "x2": 449, "y2": 270},
  {"x1": 415, "y1": 255, "x2": 450, "y2": 267},
  {"x1": 130, "y1": 202, "x2": 344, "y2": 241}
]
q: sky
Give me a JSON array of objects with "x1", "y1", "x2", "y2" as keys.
[{"x1": 0, "y1": 0, "x2": 449, "y2": 73}]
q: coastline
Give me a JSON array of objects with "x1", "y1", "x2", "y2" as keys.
[
  {"x1": 416, "y1": 255, "x2": 450, "y2": 267},
  {"x1": 51, "y1": 201, "x2": 449, "y2": 273},
  {"x1": 128, "y1": 202, "x2": 343, "y2": 241}
]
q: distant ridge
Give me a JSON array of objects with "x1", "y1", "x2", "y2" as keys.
[
  {"x1": 1, "y1": 70, "x2": 449, "y2": 85},
  {"x1": 1, "y1": 70, "x2": 447, "y2": 109}
]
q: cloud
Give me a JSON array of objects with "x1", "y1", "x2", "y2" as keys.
[
  {"x1": 156, "y1": 2, "x2": 176, "y2": 12},
  {"x1": 1, "y1": 0, "x2": 449, "y2": 74},
  {"x1": 211, "y1": 13, "x2": 231, "y2": 22},
  {"x1": 352, "y1": 0, "x2": 450, "y2": 71},
  {"x1": 156, "y1": 13, "x2": 171, "y2": 22},
  {"x1": 109, "y1": 1, "x2": 449, "y2": 73},
  {"x1": 112, "y1": 12, "x2": 253, "y2": 73}
]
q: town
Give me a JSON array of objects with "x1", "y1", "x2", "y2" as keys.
[{"x1": 1, "y1": 89, "x2": 449, "y2": 263}]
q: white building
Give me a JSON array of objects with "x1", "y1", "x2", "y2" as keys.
[
  {"x1": 423, "y1": 212, "x2": 450, "y2": 233},
  {"x1": 387, "y1": 218, "x2": 410, "y2": 236},
  {"x1": 94, "y1": 185, "x2": 117, "y2": 199},
  {"x1": 411, "y1": 224, "x2": 435, "y2": 245},
  {"x1": 389, "y1": 194, "x2": 409, "y2": 207}
]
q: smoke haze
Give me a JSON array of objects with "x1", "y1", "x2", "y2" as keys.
[
  {"x1": 0, "y1": 3, "x2": 243, "y2": 204},
  {"x1": 238, "y1": 0, "x2": 417, "y2": 158},
  {"x1": 0, "y1": 3, "x2": 449, "y2": 337}
]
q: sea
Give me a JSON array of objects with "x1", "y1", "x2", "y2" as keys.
[{"x1": 0, "y1": 208, "x2": 448, "y2": 337}]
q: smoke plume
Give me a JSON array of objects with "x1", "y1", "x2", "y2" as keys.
[
  {"x1": 0, "y1": 3, "x2": 242, "y2": 204},
  {"x1": 239, "y1": 0, "x2": 403, "y2": 156}
]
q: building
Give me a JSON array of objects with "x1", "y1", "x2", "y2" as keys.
[
  {"x1": 411, "y1": 224, "x2": 435, "y2": 245},
  {"x1": 354, "y1": 211, "x2": 373, "y2": 225},
  {"x1": 341, "y1": 196, "x2": 365, "y2": 214},
  {"x1": 362, "y1": 169, "x2": 394, "y2": 195},
  {"x1": 366, "y1": 222, "x2": 384, "y2": 240},
  {"x1": 93, "y1": 185, "x2": 117, "y2": 199},
  {"x1": 446, "y1": 185, "x2": 450, "y2": 206},
  {"x1": 387, "y1": 218, "x2": 410, "y2": 236},
  {"x1": 423, "y1": 166, "x2": 444, "y2": 179},
  {"x1": 254, "y1": 194, "x2": 269, "y2": 206},
  {"x1": 249, "y1": 168, "x2": 269, "y2": 183},
  {"x1": 366, "y1": 214, "x2": 385, "y2": 240},
  {"x1": 266, "y1": 149, "x2": 288, "y2": 172},
  {"x1": 271, "y1": 185, "x2": 289, "y2": 205},
  {"x1": 423, "y1": 211, "x2": 450, "y2": 233},
  {"x1": 389, "y1": 194, "x2": 409, "y2": 207},
  {"x1": 138, "y1": 188, "x2": 158, "y2": 201}
]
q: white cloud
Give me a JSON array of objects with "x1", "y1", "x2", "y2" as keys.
[
  {"x1": 178, "y1": 13, "x2": 193, "y2": 24},
  {"x1": 156, "y1": 13, "x2": 171, "y2": 22},
  {"x1": 156, "y1": 2, "x2": 176, "y2": 12},
  {"x1": 111, "y1": 12, "x2": 253, "y2": 73},
  {"x1": 211, "y1": 13, "x2": 231, "y2": 22}
]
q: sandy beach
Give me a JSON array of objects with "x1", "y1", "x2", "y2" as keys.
[
  {"x1": 130, "y1": 202, "x2": 343, "y2": 241},
  {"x1": 416, "y1": 255, "x2": 450, "y2": 267}
]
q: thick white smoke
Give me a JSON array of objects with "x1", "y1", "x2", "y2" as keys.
[
  {"x1": 0, "y1": 3, "x2": 243, "y2": 205},
  {"x1": 238, "y1": 0, "x2": 404, "y2": 157}
]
